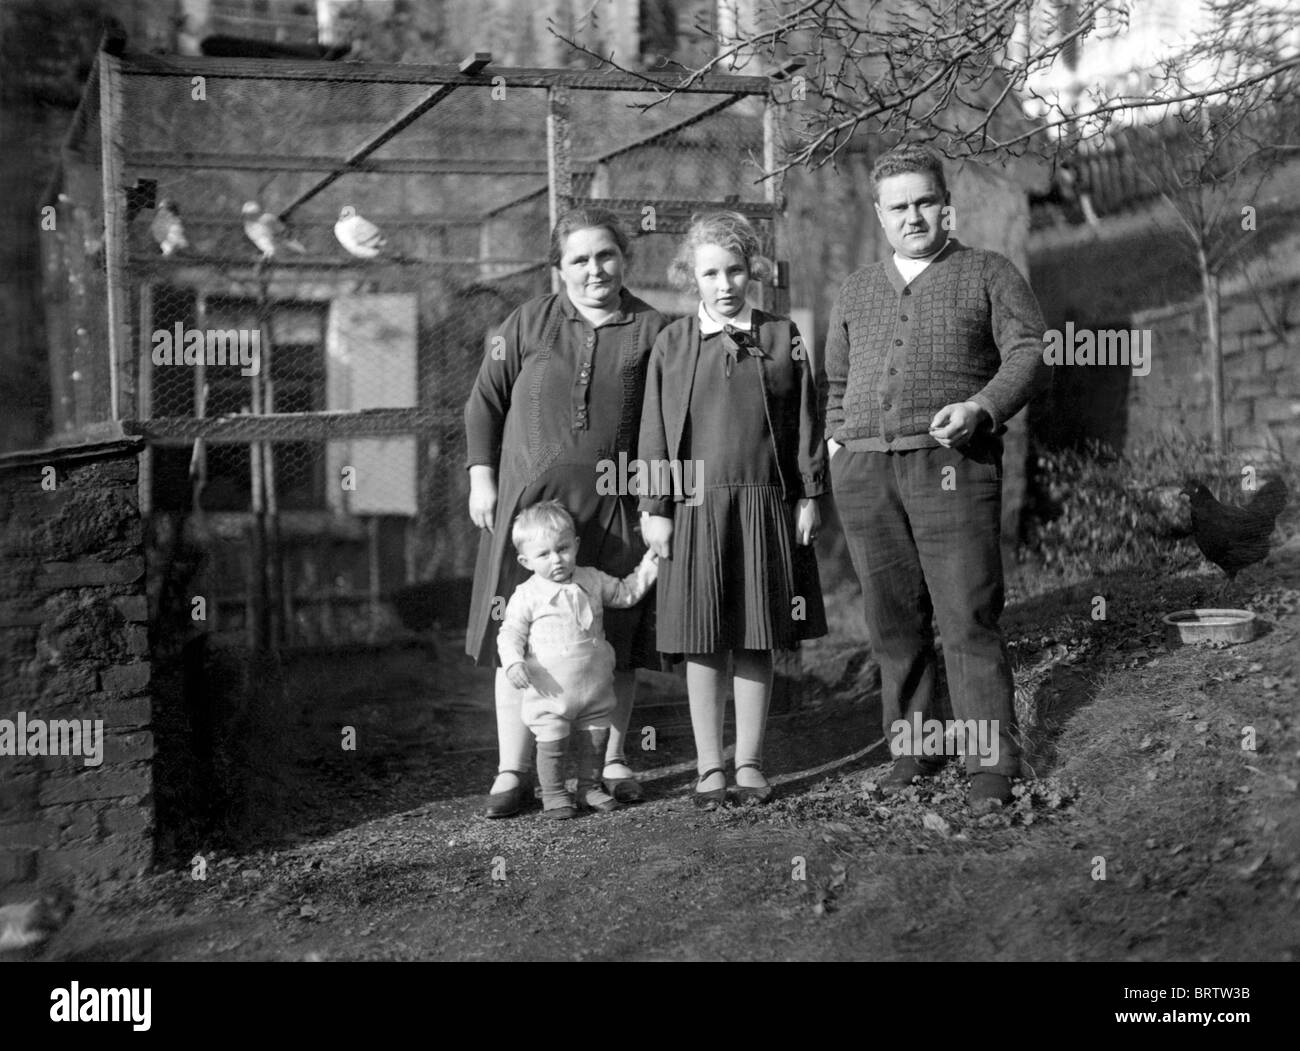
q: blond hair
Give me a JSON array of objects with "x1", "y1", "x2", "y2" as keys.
[
  {"x1": 667, "y1": 210, "x2": 773, "y2": 290},
  {"x1": 511, "y1": 500, "x2": 576, "y2": 550}
]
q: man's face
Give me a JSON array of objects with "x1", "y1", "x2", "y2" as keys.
[{"x1": 873, "y1": 171, "x2": 950, "y2": 259}]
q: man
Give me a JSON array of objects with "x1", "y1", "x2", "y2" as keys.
[{"x1": 822, "y1": 143, "x2": 1049, "y2": 814}]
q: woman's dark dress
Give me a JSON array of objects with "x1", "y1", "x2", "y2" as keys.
[{"x1": 463, "y1": 288, "x2": 666, "y2": 668}]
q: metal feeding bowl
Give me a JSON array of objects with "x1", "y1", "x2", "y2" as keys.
[{"x1": 1162, "y1": 608, "x2": 1257, "y2": 646}]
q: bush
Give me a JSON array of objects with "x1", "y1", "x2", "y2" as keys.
[{"x1": 1023, "y1": 436, "x2": 1295, "y2": 579}]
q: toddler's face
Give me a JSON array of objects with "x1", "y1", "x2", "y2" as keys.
[
  {"x1": 517, "y1": 528, "x2": 577, "y2": 584},
  {"x1": 693, "y1": 243, "x2": 750, "y2": 319}
]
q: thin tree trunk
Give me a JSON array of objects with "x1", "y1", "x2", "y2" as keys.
[{"x1": 1198, "y1": 246, "x2": 1225, "y2": 453}]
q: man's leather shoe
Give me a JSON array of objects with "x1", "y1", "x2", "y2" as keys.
[
  {"x1": 969, "y1": 773, "x2": 1013, "y2": 814},
  {"x1": 879, "y1": 756, "x2": 942, "y2": 795}
]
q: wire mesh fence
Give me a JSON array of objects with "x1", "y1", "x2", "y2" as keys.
[{"x1": 42, "y1": 49, "x2": 777, "y2": 650}]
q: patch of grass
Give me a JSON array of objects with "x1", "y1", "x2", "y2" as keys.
[{"x1": 1023, "y1": 435, "x2": 1298, "y2": 580}]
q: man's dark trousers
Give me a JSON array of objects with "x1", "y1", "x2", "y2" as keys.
[{"x1": 831, "y1": 441, "x2": 1020, "y2": 776}]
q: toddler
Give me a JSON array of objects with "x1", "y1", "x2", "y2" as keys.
[{"x1": 498, "y1": 500, "x2": 658, "y2": 819}]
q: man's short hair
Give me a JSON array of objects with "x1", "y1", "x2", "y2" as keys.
[
  {"x1": 870, "y1": 144, "x2": 948, "y2": 201},
  {"x1": 512, "y1": 499, "x2": 576, "y2": 550}
]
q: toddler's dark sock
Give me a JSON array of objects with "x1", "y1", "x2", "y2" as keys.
[{"x1": 535, "y1": 737, "x2": 571, "y2": 811}]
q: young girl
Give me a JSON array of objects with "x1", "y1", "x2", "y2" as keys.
[{"x1": 638, "y1": 212, "x2": 827, "y2": 808}]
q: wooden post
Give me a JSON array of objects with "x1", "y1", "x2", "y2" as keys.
[
  {"x1": 262, "y1": 344, "x2": 285, "y2": 650},
  {"x1": 547, "y1": 84, "x2": 572, "y2": 294},
  {"x1": 137, "y1": 283, "x2": 154, "y2": 515},
  {"x1": 99, "y1": 50, "x2": 134, "y2": 421},
  {"x1": 764, "y1": 86, "x2": 802, "y2": 713}
]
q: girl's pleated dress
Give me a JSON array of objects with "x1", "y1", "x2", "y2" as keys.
[{"x1": 655, "y1": 321, "x2": 827, "y2": 655}]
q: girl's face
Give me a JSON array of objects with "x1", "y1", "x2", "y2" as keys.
[
  {"x1": 557, "y1": 227, "x2": 625, "y2": 311},
  {"x1": 693, "y1": 242, "x2": 750, "y2": 319}
]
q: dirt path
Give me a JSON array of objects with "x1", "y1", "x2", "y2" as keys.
[{"x1": 43, "y1": 545, "x2": 1300, "y2": 962}]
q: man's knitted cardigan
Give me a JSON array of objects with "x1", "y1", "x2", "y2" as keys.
[{"x1": 822, "y1": 240, "x2": 1049, "y2": 451}]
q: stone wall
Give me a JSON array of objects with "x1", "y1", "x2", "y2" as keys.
[
  {"x1": 1128, "y1": 279, "x2": 1300, "y2": 456},
  {"x1": 0, "y1": 438, "x2": 152, "y2": 891}
]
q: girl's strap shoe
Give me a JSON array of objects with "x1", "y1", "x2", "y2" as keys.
[
  {"x1": 733, "y1": 763, "x2": 774, "y2": 804},
  {"x1": 693, "y1": 766, "x2": 728, "y2": 809}
]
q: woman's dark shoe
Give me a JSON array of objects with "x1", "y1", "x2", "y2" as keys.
[
  {"x1": 578, "y1": 791, "x2": 621, "y2": 814},
  {"x1": 733, "y1": 763, "x2": 774, "y2": 805},
  {"x1": 693, "y1": 766, "x2": 728, "y2": 810},
  {"x1": 483, "y1": 770, "x2": 532, "y2": 819},
  {"x1": 602, "y1": 759, "x2": 644, "y2": 804}
]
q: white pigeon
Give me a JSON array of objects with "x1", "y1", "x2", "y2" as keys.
[
  {"x1": 242, "y1": 201, "x2": 306, "y2": 260},
  {"x1": 150, "y1": 198, "x2": 188, "y2": 256},
  {"x1": 334, "y1": 204, "x2": 387, "y2": 259}
]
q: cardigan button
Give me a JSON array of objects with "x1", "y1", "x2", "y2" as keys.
[
  {"x1": 900, "y1": 314, "x2": 908, "y2": 321},
  {"x1": 894, "y1": 339, "x2": 903, "y2": 346}
]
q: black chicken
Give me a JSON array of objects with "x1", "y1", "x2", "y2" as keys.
[{"x1": 1181, "y1": 477, "x2": 1289, "y2": 586}]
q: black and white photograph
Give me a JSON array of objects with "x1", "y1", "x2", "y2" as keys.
[{"x1": 1, "y1": 0, "x2": 1297, "y2": 1010}]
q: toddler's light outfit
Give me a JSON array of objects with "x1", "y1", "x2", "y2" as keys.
[{"x1": 498, "y1": 556, "x2": 657, "y2": 811}]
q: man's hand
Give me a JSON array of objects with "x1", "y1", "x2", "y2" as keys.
[
  {"x1": 505, "y1": 662, "x2": 531, "y2": 690},
  {"x1": 641, "y1": 514, "x2": 673, "y2": 560},
  {"x1": 795, "y1": 498, "x2": 820, "y2": 546},
  {"x1": 468, "y1": 465, "x2": 497, "y2": 531},
  {"x1": 928, "y1": 401, "x2": 988, "y2": 448}
]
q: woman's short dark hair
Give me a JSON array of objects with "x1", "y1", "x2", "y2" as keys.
[
  {"x1": 549, "y1": 206, "x2": 631, "y2": 269},
  {"x1": 869, "y1": 144, "x2": 948, "y2": 201}
]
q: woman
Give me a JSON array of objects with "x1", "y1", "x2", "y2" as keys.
[{"x1": 464, "y1": 207, "x2": 666, "y2": 818}]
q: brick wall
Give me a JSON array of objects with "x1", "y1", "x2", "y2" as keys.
[
  {"x1": 0, "y1": 438, "x2": 153, "y2": 891},
  {"x1": 1129, "y1": 279, "x2": 1300, "y2": 456}
]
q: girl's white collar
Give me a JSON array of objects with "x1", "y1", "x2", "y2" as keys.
[{"x1": 698, "y1": 301, "x2": 754, "y2": 334}]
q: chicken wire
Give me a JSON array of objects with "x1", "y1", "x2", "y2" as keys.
[{"x1": 44, "y1": 51, "x2": 775, "y2": 648}]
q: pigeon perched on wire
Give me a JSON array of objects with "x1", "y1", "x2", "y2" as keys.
[
  {"x1": 334, "y1": 205, "x2": 387, "y2": 259},
  {"x1": 242, "y1": 201, "x2": 306, "y2": 260},
  {"x1": 150, "y1": 198, "x2": 189, "y2": 256}
]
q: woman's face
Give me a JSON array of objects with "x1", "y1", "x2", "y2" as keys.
[{"x1": 558, "y1": 227, "x2": 625, "y2": 311}]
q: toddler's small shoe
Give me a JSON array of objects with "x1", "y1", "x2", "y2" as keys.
[
  {"x1": 969, "y1": 773, "x2": 1013, "y2": 815},
  {"x1": 543, "y1": 802, "x2": 577, "y2": 820}
]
